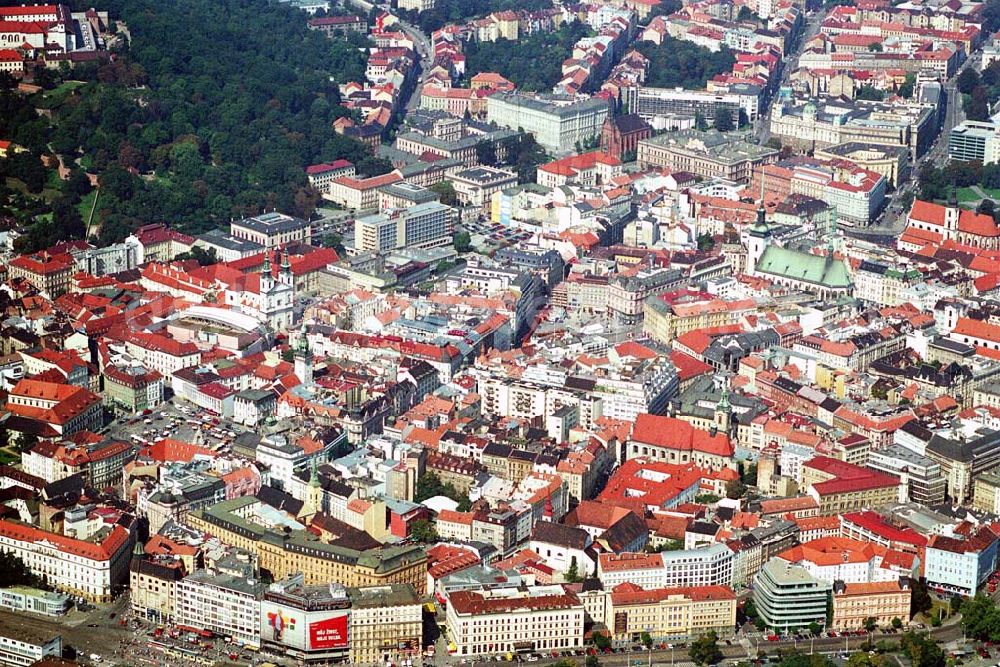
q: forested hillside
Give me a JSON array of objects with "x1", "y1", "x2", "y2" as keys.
[{"x1": 2, "y1": 0, "x2": 384, "y2": 250}]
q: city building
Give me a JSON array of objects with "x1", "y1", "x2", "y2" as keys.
[
  {"x1": 0, "y1": 627, "x2": 61, "y2": 667},
  {"x1": 446, "y1": 585, "x2": 585, "y2": 657},
  {"x1": 448, "y1": 167, "x2": 519, "y2": 213},
  {"x1": 637, "y1": 130, "x2": 778, "y2": 183},
  {"x1": 949, "y1": 119, "x2": 1000, "y2": 164},
  {"x1": 598, "y1": 543, "x2": 735, "y2": 589},
  {"x1": 4, "y1": 378, "x2": 103, "y2": 437},
  {"x1": 606, "y1": 584, "x2": 736, "y2": 641},
  {"x1": 347, "y1": 584, "x2": 423, "y2": 665},
  {"x1": 260, "y1": 573, "x2": 351, "y2": 664},
  {"x1": 923, "y1": 527, "x2": 999, "y2": 596},
  {"x1": 0, "y1": 520, "x2": 131, "y2": 602},
  {"x1": 831, "y1": 579, "x2": 911, "y2": 630},
  {"x1": 354, "y1": 201, "x2": 453, "y2": 253},
  {"x1": 752, "y1": 559, "x2": 832, "y2": 631},
  {"x1": 186, "y1": 497, "x2": 427, "y2": 590},
  {"x1": 230, "y1": 212, "x2": 312, "y2": 248},
  {"x1": 487, "y1": 93, "x2": 610, "y2": 154},
  {"x1": 176, "y1": 570, "x2": 265, "y2": 647}
]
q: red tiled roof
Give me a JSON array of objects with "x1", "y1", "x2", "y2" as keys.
[
  {"x1": 631, "y1": 414, "x2": 734, "y2": 457},
  {"x1": 0, "y1": 520, "x2": 129, "y2": 561}
]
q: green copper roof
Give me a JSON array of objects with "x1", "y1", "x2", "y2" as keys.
[{"x1": 756, "y1": 246, "x2": 852, "y2": 289}]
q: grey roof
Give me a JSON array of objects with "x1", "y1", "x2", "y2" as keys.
[{"x1": 233, "y1": 212, "x2": 310, "y2": 235}]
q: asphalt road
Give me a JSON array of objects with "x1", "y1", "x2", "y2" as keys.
[{"x1": 754, "y1": 9, "x2": 828, "y2": 144}]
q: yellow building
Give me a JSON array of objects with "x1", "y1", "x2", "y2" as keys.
[
  {"x1": 348, "y1": 584, "x2": 423, "y2": 665},
  {"x1": 608, "y1": 585, "x2": 737, "y2": 641},
  {"x1": 831, "y1": 580, "x2": 911, "y2": 630},
  {"x1": 186, "y1": 498, "x2": 426, "y2": 590},
  {"x1": 973, "y1": 472, "x2": 1000, "y2": 514}
]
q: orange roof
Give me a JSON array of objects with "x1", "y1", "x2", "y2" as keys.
[
  {"x1": 953, "y1": 317, "x2": 1000, "y2": 344},
  {"x1": 610, "y1": 584, "x2": 735, "y2": 605},
  {"x1": 631, "y1": 414, "x2": 734, "y2": 457},
  {"x1": 778, "y1": 536, "x2": 887, "y2": 566},
  {"x1": 0, "y1": 520, "x2": 129, "y2": 562}
]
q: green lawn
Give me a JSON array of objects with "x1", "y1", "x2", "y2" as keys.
[
  {"x1": 77, "y1": 189, "x2": 98, "y2": 221},
  {"x1": 36, "y1": 80, "x2": 86, "y2": 109},
  {"x1": 957, "y1": 187, "x2": 981, "y2": 203},
  {"x1": 0, "y1": 449, "x2": 18, "y2": 465}
]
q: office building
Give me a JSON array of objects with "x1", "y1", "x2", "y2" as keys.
[
  {"x1": 949, "y1": 119, "x2": 1000, "y2": 164},
  {"x1": 487, "y1": 93, "x2": 610, "y2": 154},
  {"x1": 176, "y1": 570, "x2": 266, "y2": 647},
  {"x1": 354, "y1": 201, "x2": 453, "y2": 253},
  {"x1": 753, "y1": 559, "x2": 832, "y2": 631},
  {"x1": 347, "y1": 584, "x2": 423, "y2": 665},
  {"x1": 446, "y1": 585, "x2": 585, "y2": 657},
  {"x1": 637, "y1": 130, "x2": 778, "y2": 183},
  {"x1": 231, "y1": 212, "x2": 312, "y2": 248}
]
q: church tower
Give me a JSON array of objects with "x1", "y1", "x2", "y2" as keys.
[
  {"x1": 294, "y1": 321, "x2": 313, "y2": 385},
  {"x1": 714, "y1": 382, "x2": 732, "y2": 435},
  {"x1": 303, "y1": 459, "x2": 323, "y2": 519},
  {"x1": 279, "y1": 246, "x2": 294, "y2": 288},
  {"x1": 260, "y1": 249, "x2": 274, "y2": 293},
  {"x1": 746, "y1": 174, "x2": 770, "y2": 275}
]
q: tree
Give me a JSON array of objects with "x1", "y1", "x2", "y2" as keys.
[
  {"x1": 409, "y1": 519, "x2": 438, "y2": 543},
  {"x1": 0, "y1": 552, "x2": 40, "y2": 588},
  {"x1": 453, "y1": 230, "x2": 472, "y2": 253},
  {"x1": 958, "y1": 68, "x2": 981, "y2": 95},
  {"x1": 15, "y1": 433, "x2": 38, "y2": 453},
  {"x1": 585, "y1": 656, "x2": 601, "y2": 667},
  {"x1": 565, "y1": 556, "x2": 581, "y2": 583},
  {"x1": 174, "y1": 245, "x2": 218, "y2": 266},
  {"x1": 636, "y1": 37, "x2": 736, "y2": 90},
  {"x1": 592, "y1": 633, "x2": 611, "y2": 650},
  {"x1": 476, "y1": 140, "x2": 498, "y2": 167},
  {"x1": 891, "y1": 617, "x2": 903, "y2": 630},
  {"x1": 864, "y1": 617, "x2": 877, "y2": 633},
  {"x1": 910, "y1": 578, "x2": 933, "y2": 616},
  {"x1": 808, "y1": 622, "x2": 822, "y2": 636},
  {"x1": 847, "y1": 654, "x2": 883, "y2": 667},
  {"x1": 867, "y1": 42, "x2": 883, "y2": 52},
  {"x1": 898, "y1": 73, "x2": 916, "y2": 98},
  {"x1": 689, "y1": 631, "x2": 722, "y2": 666},
  {"x1": 967, "y1": 85, "x2": 991, "y2": 121},
  {"x1": 741, "y1": 462, "x2": 757, "y2": 486},
  {"x1": 697, "y1": 233, "x2": 715, "y2": 251},
  {"x1": 961, "y1": 593, "x2": 1000, "y2": 641},
  {"x1": 899, "y1": 631, "x2": 944, "y2": 667},
  {"x1": 980, "y1": 199, "x2": 996, "y2": 215},
  {"x1": 641, "y1": 632, "x2": 653, "y2": 651},
  {"x1": 714, "y1": 108, "x2": 734, "y2": 132},
  {"x1": 430, "y1": 181, "x2": 458, "y2": 207},
  {"x1": 725, "y1": 478, "x2": 747, "y2": 499},
  {"x1": 855, "y1": 85, "x2": 885, "y2": 102}
]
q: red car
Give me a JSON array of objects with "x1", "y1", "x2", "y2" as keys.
[{"x1": 767, "y1": 635, "x2": 779, "y2": 642}]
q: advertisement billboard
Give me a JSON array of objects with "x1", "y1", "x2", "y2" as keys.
[
  {"x1": 260, "y1": 600, "x2": 349, "y2": 653},
  {"x1": 308, "y1": 614, "x2": 349, "y2": 650}
]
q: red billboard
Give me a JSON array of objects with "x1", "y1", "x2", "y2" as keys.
[{"x1": 309, "y1": 614, "x2": 349, "y2": 650}]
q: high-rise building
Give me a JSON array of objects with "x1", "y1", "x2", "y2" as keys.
[{"x1": 354, "y1": 201, "x2": 454, "y2": 253}]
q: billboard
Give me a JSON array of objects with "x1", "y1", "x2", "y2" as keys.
[
  {"x1": 309, "y1": 614, "x2": 349, "y2": 650},
  {"x1": 260, "y1": 600, "x2": 349, "y2": 653}
]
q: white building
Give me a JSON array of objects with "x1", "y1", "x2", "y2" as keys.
[
  {"x1": 598, "y1": 543, "x2": 734, "y2": 590},
  {"x1": 230, "y1": 212, "x2": 312, "y2": 249},
  {"x1": 254, "y1": 430, "x2": 347, "y2": 492},
  {"x1": 175, "y1": 570, "x2": 265, "y2": 647},
  {"x1": 0, "y1": 520, "x2": 131, "y2": 602},
  {"x1": 487, "y1": 93, "x2": 610, "y2": 154},
  {"x1": 354, "y1": 201, "x2": 454, "y2": 253},
  {"x1": 446, "y1": 585, "x2": 585, "y2": 657},
  {"x1": 0, "y1": 627, "x2": 61, "y2": 667},
  {"x1": 924, "y1": 528, "x2": 999, "y2": 596}
]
